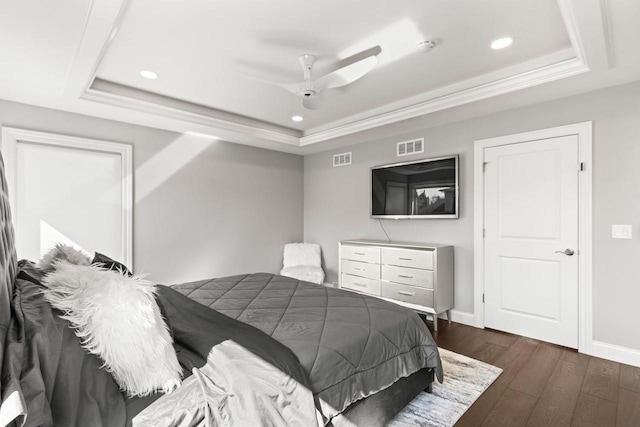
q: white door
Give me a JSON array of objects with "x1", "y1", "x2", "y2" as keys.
[
  {"x1": 2, "y1": 128, "x2": 132, "y2": 267},
  {"x1": 484, "y1": 135, "x2": 579, "y2": 348}
]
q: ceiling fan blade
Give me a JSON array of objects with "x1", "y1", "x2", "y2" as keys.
[
  {"x1": 232, "y1": 65, "x2": 300, "y2": 94},
  {"x1": 302, "y1": 96, "x2": 323, "y2": 110},
  {"x1": 236, "y1": 72, "x2": 300, "y2": 96},
  {"x1": 314, "y1": 49, "x2": 379, "y2": 91}
]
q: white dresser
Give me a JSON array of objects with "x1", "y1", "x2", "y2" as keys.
[{"x1": 338, "y1": 239, "x2": 454, "y2": 331}]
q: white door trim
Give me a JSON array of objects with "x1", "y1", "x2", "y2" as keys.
[
  {"x1": 473, "y1": 122, "x2": 593, "y2": 353},
  {"x1": 1, "y1": 127, "x2": 133, "y2": 270}
]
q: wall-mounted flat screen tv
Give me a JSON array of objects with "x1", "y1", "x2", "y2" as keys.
[{"x1": 371, "y1": 155, "x2": 459, "y2": 219}]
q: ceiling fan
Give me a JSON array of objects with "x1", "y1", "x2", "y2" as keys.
[{"x1": 242, "y1": 46, "x2": 381, "y2": 110}]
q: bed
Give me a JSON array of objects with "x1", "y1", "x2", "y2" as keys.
[{"x1": 0, "y1": 151, "x2": 442, "y2": 427}]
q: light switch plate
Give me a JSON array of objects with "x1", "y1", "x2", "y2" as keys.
[{"x1": 612, "y1": 224, "x2": 632, "y2": 239}]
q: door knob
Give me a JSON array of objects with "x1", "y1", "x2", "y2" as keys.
[{"x1": 555, "y1": 249, "x2": 575, "y2": 256}]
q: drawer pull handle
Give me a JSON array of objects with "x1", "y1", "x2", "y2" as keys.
[
  {"x1": 353, "y1": 282, "x2": 366, "y2": 287},
  {"x1": 399, "y1": 257, "x2": 413, "y2": 261},
  {"x1": 354, "y1": 268, "x2": 363, "y2": 271},
  {"x1": 354, "y1": 252, "x2": 366, "y2": 256},
  {"x1": 398, "y1": 291, "x2": 415, "y2": 296},
  {"x1": 398, "y1": 275, "x2": 413, "y2": 279}
]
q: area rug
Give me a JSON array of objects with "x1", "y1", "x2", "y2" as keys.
[{"x1": 388, "y1": 348, "x2": 503, "y2": 427}]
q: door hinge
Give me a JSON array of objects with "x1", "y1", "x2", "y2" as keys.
[
  {"x1": 483, "y1": 162, "x2": 488, "y2": 172},
  {"x1": 579, "y1": 162, "x2": 585, "y2": 171},
  {"x1": 482, "y1": 294, "x2": 485, "y2": 303},
  {"x1": 482, "y1": 228, "x2": 486, "y2": 238}
]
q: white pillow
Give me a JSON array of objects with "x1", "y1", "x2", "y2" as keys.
[
  {"x1": 37, "y1": 243, "x2": 91, "y2": 272},
  {"x1": 42, "y1": 262, "x2": 182, "y2": 396}
]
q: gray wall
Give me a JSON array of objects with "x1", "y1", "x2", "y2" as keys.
[
  {"x1": 2, "y1": 79, "x2": 638, "y2": 352},
  {"x1": 0, "y1": 100, "x2": 304, "y2": 284},
  {"x1": 304, "y1": 80, "x2": 640, "y2": 351}
]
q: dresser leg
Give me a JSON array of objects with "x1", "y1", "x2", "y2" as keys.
[
  {"x1": 446, "y1": 309, "x2": 452, "y2": 324},
  {"x1": 433, "y1": 313, "x2": 438, "y2": 332}
]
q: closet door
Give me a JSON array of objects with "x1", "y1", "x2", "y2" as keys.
[{"x1": 1, "y1": 128, "x2": 132, "y2": 267}]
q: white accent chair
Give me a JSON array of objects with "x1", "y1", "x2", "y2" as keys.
[{"x1": 280, "y1": 243, "x2": 325, "y2": 285}]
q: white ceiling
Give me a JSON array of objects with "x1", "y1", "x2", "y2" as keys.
[{"x1": 0, "y1": 0, "x2": 639, "y2": 154}]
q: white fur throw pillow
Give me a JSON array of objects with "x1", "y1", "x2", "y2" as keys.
[
  {"x1": 37, "y1": 243, "x2": 91, "y2": 272},
  {"x1": 42, "y1": 262, "x2": 182, "y2": 396}
]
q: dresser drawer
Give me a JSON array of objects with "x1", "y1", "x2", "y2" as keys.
[
  {"x1": 382, "y1": 247, "x2": 433, "y2": 270},
  {"x1": 341, "y1": 274, "x2": 381, "y2": 296},
  {"x1": 382, "y1": 282, "x2": 433, "y2": 308},
  {"x1": 342, "y1": 259, "x2": 380, "y2": 280},
  {"x1": 382, "y1": 265, "x2": 434, "y2": 289},
  {"x1": 341, "y1": 245, "x2": 380, "y2": 264}
]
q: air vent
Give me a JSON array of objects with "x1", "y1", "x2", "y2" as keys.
[
  {"x1": 333, "y1": 152, "x2": 352, "y2": 167},
  {"x1": 397, "y1": 138, "x2": 424, "y2": 157}
]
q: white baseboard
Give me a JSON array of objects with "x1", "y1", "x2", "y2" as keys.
[
  {"x1": 589, "y1": 340, "x2": 640, "y2": 368},
  {"x1": 438, "y1": 309, "x2": 477, "y2": 327}
]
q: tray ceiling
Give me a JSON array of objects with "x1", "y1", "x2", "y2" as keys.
[{"x1": 1, "y1": 0, "x2": 638, "y2": 153}]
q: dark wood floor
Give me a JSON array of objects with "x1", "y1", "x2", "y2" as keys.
[{"x1": 424, "y1": 319, "x2": 640, "y2": 427}]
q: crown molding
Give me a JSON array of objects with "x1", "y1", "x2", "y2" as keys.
[
  {"x1": 300, "y1": 56, "x2": 588, "y2": 146},
  {"x1": 599, "y1": 0, "x2": 615, "y2": 68},
  {"x1": 557, "y1": 0, "x2": 612, "y2": 71},
  {"x1": 83, "y1": 53, "x2": 589, "y2": 149},
  {"x1": 64, "y1": 0, "x2": 131, "y2": 99},
  {"x1": 81, "y1": 83, "x2": 301, "y2": 147}
]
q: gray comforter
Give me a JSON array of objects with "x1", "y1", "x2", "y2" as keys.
[{"x1": 171, "y1": 273, "x2": 443, "y2": 422}]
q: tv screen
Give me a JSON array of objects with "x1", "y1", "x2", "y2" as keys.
[{"x1": 371, "y1": 155, "x2": 458, "y2": 219}]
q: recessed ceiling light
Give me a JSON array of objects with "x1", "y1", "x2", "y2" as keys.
[
  {"x1": 491, "y1": 37, "x2": 513, "y2": 50},
  {"x1": 292, "y1": 115, "x2": 304, "y2": 122},
  {"x1": 140, "y1": 70, "x2": 159, "y2": 79}
]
